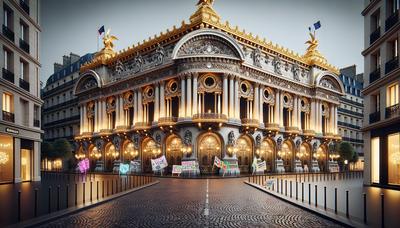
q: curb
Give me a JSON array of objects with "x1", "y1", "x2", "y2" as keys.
[
  {"x1": 244, "y1": 181, "x2": 366, "y2": 228},
  {"x1": 11, "y1": 181, "x2": 160, "y2": 228}
]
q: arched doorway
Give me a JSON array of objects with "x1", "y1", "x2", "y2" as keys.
[
  {"x1": 279, "y1": 141, "x2": 293, "y2": 172},
  {"x1": 88, "y1": 145, "x2": 99, "y2": 171},
  {"x1": 104, "y1": 143, "x2": 117, "y2": 172},
  {"x1": 315, "y1": 145, "x2": 327, "y2": 172},
  {"x1": 165, "y1": 135, "x2": 183, "y2": 173},
  {"x1": 141, "y1": 138, "x2": 161, "y2": 173},
  {"x1": 236, "y1": 135, "x2": 253, "y2": 173},
  {"x1": 197, "y1": 132, "x2": 222, "y2": 174},
  {"x1": 298, "y1": 143, "x2": 311, "y2": 171},
  {"x1": 122, "y1": 140, "x2": 139, "y2": 162},
  {"x1": 258, "y1": 138, "x2": 275, "y2": 172}
]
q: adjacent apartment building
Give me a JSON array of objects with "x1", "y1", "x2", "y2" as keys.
[
  {"x1": 338, "y1": 65, "x2": 364, "y2": 170},
  {"x1": 0, "y1": 0, "x2": 41, "y2": 183},
  {"x1": 362, "y1": 0, "x2": 400, "y2": 188},
  {"x1": 42, "y1": 53, "x2": 93, "y2": 143}
]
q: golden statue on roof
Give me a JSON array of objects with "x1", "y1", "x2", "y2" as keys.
[
  {"x1": 197, "y1": 0, "x2": 214, "y2": 6},
  {"x1": 103, "y1": 29, "x2": 118, "y2": 51},
  {"x1": 191, "y1": 0, "x2": 219, "y2": 23},
  {"x1": 305, "y1": 31, "x2": 318, "y2": 53}
]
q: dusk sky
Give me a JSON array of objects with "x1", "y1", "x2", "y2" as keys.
[{"x1": 40, "y1": 0, "x2": 364, "y2": 82}]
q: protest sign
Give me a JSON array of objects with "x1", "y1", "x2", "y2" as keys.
[{"x1": 151, "y1": 155, "x2": 168, "y2": 171}]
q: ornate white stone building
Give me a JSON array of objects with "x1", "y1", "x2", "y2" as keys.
[{"x1": 73, "y1": 1, "x2": 344, "y2": 174}]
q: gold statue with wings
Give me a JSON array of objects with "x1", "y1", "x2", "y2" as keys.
[
  {"x1": 103, "y1": 29, "x2": 118, "y2": 50},
  {"x1": 305, "y1": 31, "x2": 318, "y2": 53}
]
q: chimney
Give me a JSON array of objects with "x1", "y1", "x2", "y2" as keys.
[
  {"x1": 70, "y1": 53, "x2": 80, "y2": 63},
  {"x1": 62, "y1": 55, "x2": 71, "y2": 66},
  {"x1": 54, "y1": 63, "x2": 63, "y2": 73}
]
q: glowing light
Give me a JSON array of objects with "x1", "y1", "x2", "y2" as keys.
[{"x1": 0, "y1": 151, "x2": 9, "y2": 164}]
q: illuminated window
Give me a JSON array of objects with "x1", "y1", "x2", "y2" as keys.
[
  {"x1": 2, "y1": 93, "x2": 12, "y2": 112},
  {"x1": 388, "y1": 133, "x2": 400, "y2": 185},
  {"x1": 0, "y1": 134, "x2": 13, "y2": 183},
  {"x1": 21, "y1": 149, "x2": 31, "y2": 181},
  {"x1": 387, "y1": 83, "x2": 399, "y2": 106},
  {"x1": 371, "y1": 137, "x2": 380, "y2": 184}
]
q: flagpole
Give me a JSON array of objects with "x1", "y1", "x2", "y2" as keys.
[{"x1": 97, "y1": 26, "x2": 99, "y2": 52}]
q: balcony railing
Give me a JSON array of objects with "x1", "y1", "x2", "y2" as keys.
[
  {"x1": 20, "y1": 0, "x2": 30, "y2": 15},
  {"x1": 43, "y1": 115, "x2": 79, "y2": 127},
  {"x1": 19, "y1": 39, "x2": 30, "y2": 53},
  {"x1": 192, "y1": 113, "x2": 228, "y2": 123},
  {"x1": 2, "y1": 111, "x2": 14, "y2": 122},
  {"x1": 385, "y1": 10, "x2": 398, "y2": 31},
  {"x1": 385, "y1": 56, "x2": 399, "y2": 74},
  {"x1": 369, "y1": 111, "x2": 380, "y2": 124},
  {"x1": 342, "y1": 137, "x2": 364, "y2": 144},
  {"x1": 264, "y1": 123, "x2": 280, "y2": 132},
  {"x1": 337, "y1": 121, "x2": 361, "y2": 130},
  {"x1": 19, "y1": 78, "x2": 30, "y2": 92},
  {"x1": 134, "y1": 122, "x2": 152, "y2": 130},
  {"x1": 337, "y1": 108, "x2": 363, "y2": 117},
  {"x1": 43, "y1": 98, "x2": 78, "y2": 112},
  {"x1": 369, "y1": 68, "x2": 381, "y2": 84},
  {"x1": 34, "y1": 119, "x2": 40, "y2": 127},
  {"x1": 2, "y1": 68, "x2": 14, "y2": 83},
  {"x1": 370, "y1": 27, "x2": 381, "y2": 44},
  {"x1": 158, "y1": 117, "x2": 178, "y2": 126},
  {"x1": 385, "y1": 103, "x2": 400, "y2": 119},
  {"x1": 285, "y1": 126, "x2": 300, "y2": 134},
  {"x1": 241, "y1": 118, "x2": 259, "y2": 128},
  {"x1": 2, "y1": 24, "x2": 14, "y2": 42}
]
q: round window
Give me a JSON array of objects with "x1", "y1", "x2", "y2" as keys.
[
  {"x1": 170, "y1": 81, "x2": 178, "y2": 92},
  {"x1": 322, "y1": 105, "x2": 325, "y2": 112},
  {"x1": 241, "y1": 83, "x2": 248, "y2": 93},
  {"x1": 283, "y1": 96, "x2": 288, "y2": 103},
  {"x1": 147, "y1": 88, "x2": 153, "y2": 97},
  {"x1": 205, "y1": 77, "x2": 215, "y2": 87},
  {"x1": 301, "y1": 100, "x2": 305, "y2": 107},
  {"x1": 264, "y1": 89, "x2": 269, "y2": 99},
  {"x1": 128, "y1": 94, "x2": 133, "y2": 102}
]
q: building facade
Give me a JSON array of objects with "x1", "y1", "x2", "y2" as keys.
[
  {"x1": 42, "y1": 53, "x2": 93, "y2": 143},
  {"x1": 0, "y1": 0, "x2": 41, "y2": 183},
  {"x1": 338, "y1": 65, "x2": 364, "y2": 170},
  {"x1": 74, "y1": 1, "x2": 344, "y2": 175},
  {"x1": 363, "y1": 0, "x2": 400, "y2": 188}
]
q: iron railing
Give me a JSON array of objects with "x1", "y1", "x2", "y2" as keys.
[
  {"x1": 2, "y1": 68, "x2": 14, "y2": 83},
  {"x1": 2, "y1": 24, "x2": 14, "y2": 42},
  {"x1": 19, "y1": 0, "x2": 30, "y2": 15},
  {"x1": 385, "y1": 10, "x2": 398, "y2": 31},
  {"x1": 2, "y1": 110, "x2": 14, "y2": 122},
  {"x1": 369, "y1": 68, "x2": 381, "y2": 84},
  {"x1": 385, "y1": 103, "x2": 400, "y2": 119},
  {"x1": 19, "y1": 38, "x2": 30, "y2": 53},
  {"x1": 370, "y1": 27, "x2": 381, "y2": 44},
  {"x1": 369, "y1": 111, "x2": 380, "y2": 124},
  {"x1": 385, "y1": 56, "x2": 399, "y2": 74},
  {"x1": 19, "y1": 78, "x2": 30, "y2": 91}
]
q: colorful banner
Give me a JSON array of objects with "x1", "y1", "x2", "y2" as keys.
[
  {"x1": 119, "y1": 163, "x2": 130, "y2": 174},
  {"x1": 181, "y1": 161, "x2": 197, "y2": 171},
  {"x1": 151, "y1": 155, "x2": 168, "y2": 171},
  {"x1": 257, "y1": 161, "x2": 267, "y2": 171},
  {"x1": 213, "y1": 156, "x2": 222, "y2": 168},
  {"x1": 172, "y1": 165, "x2": 182, "y2": 174},
  {"x1": 78, "y1": 158, "x2": 90, "y2": 173}
]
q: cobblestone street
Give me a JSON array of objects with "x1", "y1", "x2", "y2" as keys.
[{"x1": 38, "y1": 178, "x2": 342, "y2": 227}]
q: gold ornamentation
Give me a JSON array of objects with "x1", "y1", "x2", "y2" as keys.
[{"x1": 94, "y1": 29, "x2": 118, "y2": 65}]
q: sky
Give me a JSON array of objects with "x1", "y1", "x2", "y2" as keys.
[{"x1": 40, "y1": 0, "x2": 364, "y2": 82}]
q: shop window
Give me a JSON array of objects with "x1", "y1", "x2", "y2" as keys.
[
  {"x1": 371, "y1": 137, "x2": 380, "y2": 184},
  {"x1": 388, "y1": 133, "x2": 400, "y2": 185},
  {"x1": 0, "y1": 134, "x2": 13, "y2": 183}
]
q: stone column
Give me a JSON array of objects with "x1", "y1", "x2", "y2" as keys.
[
  {"x1": 187, "y1": 74, "x2": 192, "y2": 117},
  {"x1": 14, "y1": 138, "x2": 21, "y2": 183},
  {"x1": 101, "y1": 99, "x2": 106, "y2": 130},
  {"x1": 138, "y1": 89, "x2": 143, "y2": 122},
  {"x1": 259, "y1": 86, "x2": 264, "y2": 124},
  {"x1": 292, "y1": 96, "x2": 298, "y2": 128},
  {"x1": 180, "y1": 76, "x2": 186, "y2": 118},
  {"x1": 274, "y1": 90, "x2": 280, "y2": 124},
  {"x1": 297, "y1": 98, "x2": 302, "y2": 129},
  {"x1": 119, "y1": 95, "x2": 124, "y2": 126},
  {"x1": 279, "y1": 92, "x2": 284, "y2": 127},
  {"x1": 234, "y1": 77, "x2": 240, "y2": 119},
  {"x1": 94, "y1": 100, "x2": 98, "y2": 132},
  {"x1": 155, "y1": 83, "x2": 160, "y2": 122},
  {"x1": 33, "y1": 141, "x2": 41, "y2": 181},
  {"x1": 316, "y1": 100, "x2": 321, "y2": 133},
  {"x1": 193, "y1": 74, "x2": 198, "y2": 115},
  {"x1": 229, "y1": 75, "x2": 234, "y2": 118},
  {"x1": 115, "y1": 96, "x2": 120, "y2": 127},
  {"x1": 160, "y1": 81, "x2": 165, "y2": 118},
  {"x1": 222, "y1": 74, "x2": 228, "y2": 116},
  {"x1": 79, "y1": 104, "x2": 83, "y2": 134},
  {"x1": 83, "y1": 104, "x2": 87, "y2": 132},
  {"x1": 310, "y1": 99, "x2": 315, "y2": 131},
  {"x1": 334, "y1": 105, "x2": 338, "y2": 134},
  {"x1": 253, "y1": 84, "x2": 259, "y2": 120}
]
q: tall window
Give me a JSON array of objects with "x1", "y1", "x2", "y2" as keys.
[
  {"x1": 0, "y1": 134, "x2": 14, "y2": 183},
  {"x1": 387, "y1": 83, "x2": 399, "y2": 106},
  {"x1": 376, "y1": 93, "x2": 381, "y2": 111},
  {"x1": 20, "y1": 59, "x2": 28, "y2": 81},
  {"x1": 20, "y1": 21, "x2": 28, "y2": 41},
  {"x1": 2, "y1": 93, "x2": 12, "y2": 112},
  {"x1": 388, "y1": 133, "x2": 400, "y2": 185},
  {"x1": 371, "y1": 137, "x2": 380, "y2": 184}
]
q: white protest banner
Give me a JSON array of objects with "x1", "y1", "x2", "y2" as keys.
[
  {"x1": 213, "y1": 156, "x2": 222, "y2": 168},
  {"x1": 181, "y1": 161, "x2": 197, "y2": 171},
  {"x1": 172, "y1": 165, "x2": 182, "y2": 174},
  {"x1": 257, "y1": 161, "x2": 267, "y2": 171},
  {"x1": 151, "y1": 155, "x2": 168, "y2": 171}
]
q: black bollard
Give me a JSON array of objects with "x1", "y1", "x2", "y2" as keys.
[
  {"x1": 281, "y1": 179, "x2": 283, "y2": 194},
  {"x1": 107, "y1": 180, "x2": 109, "y2": 196},
  {"x1": 290, "y1": 181, "x2": 292, "y2": 198},
  {"x1": 75, "y1": 183, "x2": 78, "y2": 206},
  {"x1": 381, "y1": 193, "x2": 384, "y2": 228},
  {"x1": 302, "y1": 183, "x2": 304, "y2": 202},
  {"x1": 90, "y1": 181, "x2": 93, "y2": 202},
  {"x1": 285, "y1": 180, "x2": 287, "y2": 196},
  {"x1": 334, "y1": 188, "x2": 337, "y2": 214},
  {"x1": 346, "y1": 190, "x2": 349, "y2": 218},
  {"x1": 48, "y1": 187, "x2": 52, "y2": 213},
  {"x1": 296, "y1": 182, "x2": 298, "y2": 200},
  {"x1": 112, "y1": 179, "x2": 114, "y2": 195},
  {"x1": 83, "y1": 182, "x2": 86, "y2": 204},
  {"x1": 308, "y1": 183, "x2": 311, "y2": 205},
  {"x1": 34, "y1": 188, "x2": 38, "y2": 217},
  {"x1": 97, "y1": 181, "x2": 99, "y2": 200},
  {"x1": 315, "y1": 185, "x2": 318, "y2": 207},
  {"x1": 324, "y1": 186, "x2": 327, "y2": 210},
  {"x1": 18, "y1": 190, "x2": 21, "y2": 221},
  {"x1": 102, "y1": 180, "x2": 105, "y2": 198},
  {"x1": 57, "y1": 185, "x2": 60, "y2": 211},
  {"x1": 66, "y1": 184, "x2": 69, "y2": 208},
  {"x1": 277, "y1": 178, "x2": 279, "y2": 193},
  {"x1": 363, "y1": 193, "x2": 367, "y2": 224}
]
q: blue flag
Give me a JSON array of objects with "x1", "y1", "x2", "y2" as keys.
[
  {"x1": 313, "y1": 21, "x2": 321, "y2": 30},
  {"x1": 98, "y1": 25, "x2": 105, "y2": 35}
]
